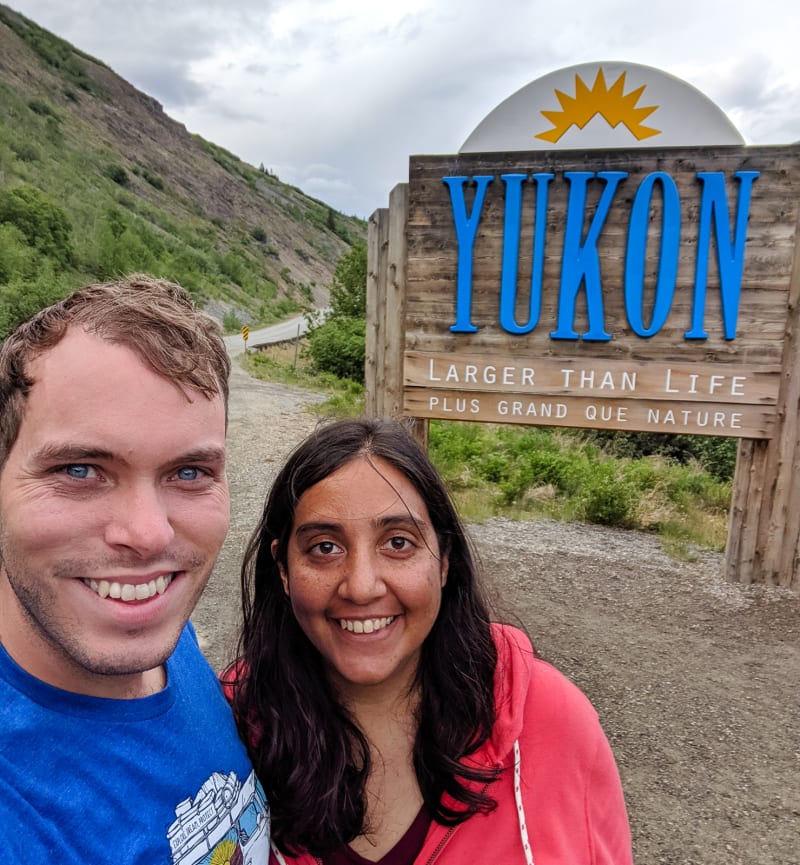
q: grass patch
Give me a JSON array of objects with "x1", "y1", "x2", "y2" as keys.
[{"x1": 242, "y1": 340, "x2": 364, "y2": 416}]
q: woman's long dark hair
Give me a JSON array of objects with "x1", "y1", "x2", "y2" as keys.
[{"x1": 227, "y1": 418, "x2": 498, "y2": 857}]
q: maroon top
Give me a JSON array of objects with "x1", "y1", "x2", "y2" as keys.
[{"x1": 323, "y1": 807, "x2": 431, "y2": 865}]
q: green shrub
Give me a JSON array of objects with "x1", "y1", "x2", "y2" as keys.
[
  {"x1": 306, "y1": 317, "x2": 366, "y2": 382},
  {"x1": 223, "y1": 310, "x2": 243, "y2": 333},
  {"x1": 27, "y1": 98, "x2": 59, "y2": 119},
  {"x1": 0, "y1": 259, "x2": 74, "y2": 338},
  {"x1": 141, "y1": 169, "x2": 164, "y2": 191},
  {"x1": 91, "y1": 207, "x2": 161, "y2": 279},
  {"x1": 11, "y1": 142, "x2": 40, "y2": 162},
  {"x1": 0, "y1": 185, "x2": 73, "y2": 266},
  {"x1": 0, "y1": 223, "x2": 36, "y2": 283},
  {"x1": 577, "y1": 462, "x2": 637, "y2": 527},
  {"x1": 581, "y1": 429, "x2": 737, "y2": 481},
  {"x1": 105, "y1": 164, "x2": 129, "y2": 186}
]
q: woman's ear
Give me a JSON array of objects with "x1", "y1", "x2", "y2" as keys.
[
  {"x1": 272, "y1": 539, "x2": 289, "y2": 594},
  {"x1": 440, "y1": 553, "x2": 449, "y2": 588}
]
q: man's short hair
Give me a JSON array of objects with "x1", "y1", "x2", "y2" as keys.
[{"x1": 0, "y1": 274, "x2": 231, "y2": 469}]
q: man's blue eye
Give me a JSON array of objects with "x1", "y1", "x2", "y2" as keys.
[
  {"x1": 66, "y1": 465, "x2": 91, "y2": 479},
  {"x1": 177, "y1": 467, "x2": 199, "y2": 481}
]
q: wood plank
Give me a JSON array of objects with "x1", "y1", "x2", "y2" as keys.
[
  {"x1": 367, "y1": 209, "x2": 390, "y2": 417},
  {"x1": 760, "y1": 208, "x2": 800, "y2": 584},
  {"x1": 405, "y1": 351, "x2": 780, "y2": 405},
  {"x1": 384, "y1": 184, "x2": 409, "y2": 419},
  {"x1": 725, "y1": 439, "x2": 752, "y2": 582},
  {"x1": 365, "y1": 209, "x2": 383, "y2": 416},
  {"x1": 403, "y1": 389, "x2": 774, "y2": 438}
]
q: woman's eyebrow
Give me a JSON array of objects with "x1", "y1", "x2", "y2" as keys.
[
  {"x1": 376, "y1": 513, "x2": 429, "y2": 531},
  {"x1": 295, "y1": 514, "x2": 428, "y2": 536},
  {"x1": 294, "y1": 521, "x2": 342, "y2": 538}
]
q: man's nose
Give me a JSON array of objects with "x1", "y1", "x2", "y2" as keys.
[{"x1": 103, "y1": 484, "x2": 175, "y2": 557}]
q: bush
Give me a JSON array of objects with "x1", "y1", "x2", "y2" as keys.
[
  {"x1": 27, "y1": 98, "x2": 59, "y2": 119},
  {"x1": 0, "y1": 260, "x2": 73, "y2": 338},
  {"x1": 11, "y1": 142, "x2": 40, "y2": 162},
  {"x1": 0, "y1": 223, "x2": 36, "y2": 283},
  {"x1": 223, "y1": 310, "x2": 243, "y2": 333},
  {"x1": 0, "y1": 185, "x2": 73, "y2": 266},
  {"x1": 141, "y1": 169, "x2": 164, "y2": 191},
  {"x1": 580, "y1": 430, "x2": 738, "y2": 481},
  {"x1": 306, "y1": 317, "x2": 366, "y2": 382},
  {"x1": 105, "y1": 164, "x2": 129, "y2": 186},
  {"x1": 577, "y1": 462, "x2": 637, "y2": 527}
]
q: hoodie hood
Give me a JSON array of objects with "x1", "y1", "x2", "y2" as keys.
[{"x1": 479, "y1": 623, "x2": 536, "y2": 768}]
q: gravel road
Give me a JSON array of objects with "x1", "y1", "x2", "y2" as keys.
[{"x1": 193, "y1": 354, "x2": 800, "y2": 865}]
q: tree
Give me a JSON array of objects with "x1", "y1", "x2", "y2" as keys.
[
  {"x1": 328, "y1": 241, "x2": 366, "y2": 319},
  {"x1": 304, "y1": 241, "x2": 368, "y2": 383}
]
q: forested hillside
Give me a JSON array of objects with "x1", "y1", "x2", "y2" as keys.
[{"x1": 0, "y1": 4, "x2": 365, "y2": 336}]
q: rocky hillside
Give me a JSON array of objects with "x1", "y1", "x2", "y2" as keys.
[{"x1": 0, "y1": 4, "x2": 365, "y2": 330}]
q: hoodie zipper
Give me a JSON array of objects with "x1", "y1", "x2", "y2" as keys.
[{"x1": 421, "y1": 779, "x2": 496, "y2": 865}]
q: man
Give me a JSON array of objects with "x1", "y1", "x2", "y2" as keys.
[{"x1": 0, "y1": 276, "x2": 270, "y2": 863}]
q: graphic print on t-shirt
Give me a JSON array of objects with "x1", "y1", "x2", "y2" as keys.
[{"x1": 166, "y1": 770, "x2": 269, "y2": 865}]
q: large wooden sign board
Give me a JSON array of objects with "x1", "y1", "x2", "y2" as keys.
[{"x1": 403, "y1": 145, "x2": 797, "y2": 439}]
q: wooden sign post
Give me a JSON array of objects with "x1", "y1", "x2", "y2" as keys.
[{"x1": 366, "y1": 63, "x2": 800, "y2": 588}]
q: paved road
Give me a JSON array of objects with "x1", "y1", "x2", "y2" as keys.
[{"x1": 222, "y1": 314, "x2": 313, "y2": 358}]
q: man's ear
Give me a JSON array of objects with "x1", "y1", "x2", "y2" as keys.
[{"x1": 272, "y1": 539, "x2": 289, "y2": 594}]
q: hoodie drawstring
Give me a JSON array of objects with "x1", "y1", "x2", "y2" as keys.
[{"x1": 514, "y1": 739, "x2": 534, "y2": 865}]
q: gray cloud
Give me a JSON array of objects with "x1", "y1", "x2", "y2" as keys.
[{"x1": 7, "y1": 0, "x2": 800, "y2": 216}]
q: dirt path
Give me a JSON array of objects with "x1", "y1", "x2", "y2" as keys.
[{"x1": 193, "y1": 358, "x2": 800, "y2": 865}]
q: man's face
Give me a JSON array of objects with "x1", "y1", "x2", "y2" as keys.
[{"x1": 0, "y1": 328, "x2": 229, "y2": 698}]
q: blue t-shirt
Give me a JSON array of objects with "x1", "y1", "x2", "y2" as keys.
[{"x1": 0, "y1": 623, "x2": 270, "y2": 863}]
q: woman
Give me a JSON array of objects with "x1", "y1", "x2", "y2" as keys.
[{"x1": 226, "y1": 418, "x2": 632, "y2": 865}]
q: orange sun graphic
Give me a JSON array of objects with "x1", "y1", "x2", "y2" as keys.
[{"x1": 536, "y1": 68, "x2": 661, "y2": 143}]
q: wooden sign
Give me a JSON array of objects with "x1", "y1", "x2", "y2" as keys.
[{"x1": 403, "y1": 145, "x2": 799, "y2": 438}]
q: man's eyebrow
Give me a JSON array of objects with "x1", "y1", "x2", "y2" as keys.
[
  {"x1": 33, "y1": 444, "x2": 115, "y2": 464},
  {"x1": 32, "y1": 444, "x2": 226, "y2": 466},
  {"x1": 174, "y1": 447, "x2": 226, "y2": 465}
]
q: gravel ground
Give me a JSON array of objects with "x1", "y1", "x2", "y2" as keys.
[{"x1": 193, "y1": 355, "x2": 800, "y2": 865}]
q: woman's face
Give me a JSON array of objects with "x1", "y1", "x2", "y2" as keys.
[{"x1": 277, "y1": 455, "x2": 448, "y2": 700}]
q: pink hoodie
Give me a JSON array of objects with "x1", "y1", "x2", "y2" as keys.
[{"x1": 270, "y1": 623, "x2": 633, "y2": 865}]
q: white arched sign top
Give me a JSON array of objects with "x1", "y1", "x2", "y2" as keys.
[{"x1": 460, "y1": 61, "x2": 744, "y2": 152}]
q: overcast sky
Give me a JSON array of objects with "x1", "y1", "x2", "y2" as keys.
[{"x1": 7, "y1": 0, "x2": 800, "y2": 217}]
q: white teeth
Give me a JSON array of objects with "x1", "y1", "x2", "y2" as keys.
[
  {"x1": 338, "y1": 616, "x2": 395, "y2": 634},
  {"x1": 84, "y1": 575, "x2": 174, "y2": 602}
]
